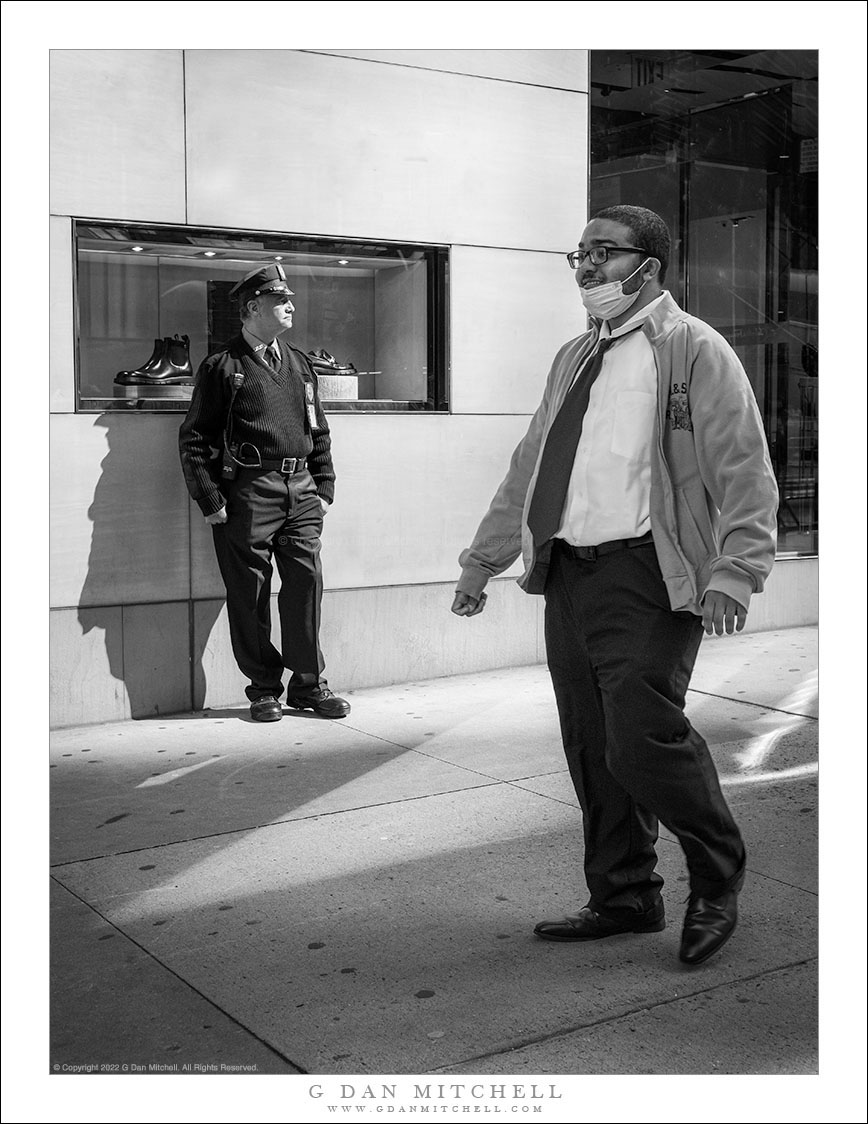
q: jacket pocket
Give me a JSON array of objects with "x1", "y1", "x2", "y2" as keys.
[{"x1": 674, "y1": 487, "x2": 716, "y2": 587}]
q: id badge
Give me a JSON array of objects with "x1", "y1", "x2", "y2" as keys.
[{"x1": 305, "y1": 382, "x2": 317, "y2": 428}]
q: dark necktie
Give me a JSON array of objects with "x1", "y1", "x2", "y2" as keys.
[{"x1": 526, "y1": 337, "x2": 614, "y2": 548}]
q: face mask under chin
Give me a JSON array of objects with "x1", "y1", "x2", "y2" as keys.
[{"x1": 580, "y1": 260, "x2": 650, "y2": 320}]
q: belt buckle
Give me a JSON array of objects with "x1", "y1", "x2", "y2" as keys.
[
  {"x1": 578, "y1": 545, "x2": 597, "y2": 561},
  {"x1": 280, "y1": 457, "x2": 297, "y2": 474}
]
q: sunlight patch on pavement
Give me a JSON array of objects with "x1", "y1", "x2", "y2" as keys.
[
  {"x1": 733, "y1": 671, "x2": 817, "y2": 771},
  {"x1": 137, "y1": 757, "x2": 224, "y2": 787},
  {"x1": 721, "y1": 761, "x2": 818, "y2": 786},
  {"x1": 719, "y1": 671, "x2": 817, "y2": 786},
  {"x1": 104, "y1": 783, "x2": 553, "y2": 926}
]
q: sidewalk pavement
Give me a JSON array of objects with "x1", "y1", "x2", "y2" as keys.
[{"x1": 49, "y1": 627, "x2": 818, "y2": 1079}]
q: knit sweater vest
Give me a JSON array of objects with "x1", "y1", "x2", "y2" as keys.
[
  {"x1": 179, "y1": 336, "x2": 335, "y2": 516},
  {"x1": 231, "y1": 343, "x2": 317, "y2": 460}
]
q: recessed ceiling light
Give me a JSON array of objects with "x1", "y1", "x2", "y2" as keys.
[
  {"x1": 337, "y1": 259, "x2": 350, "y2": 265},
  {"x1": 131, "y1": 245, "x2": 144, "y2": 252},
  {"x1": 274, "y1": 255, "x2": 283, "y2": 261},
  {"x1": 203, "y1": 251, "x2": 217, "y2": 258}
]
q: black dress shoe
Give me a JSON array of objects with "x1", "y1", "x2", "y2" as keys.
[
  {"x1": 534, "y1": 903, "x2": 665, "y2": 942},
  {"x1": 250, "y1": 695, "x2": 283, "y2": 722},
  {"x1": 679, "y1": 890, "x2": 738, "y2": 965},
  {"x1": 286, "y1": 686, "x2": 351, "y2": 719}
]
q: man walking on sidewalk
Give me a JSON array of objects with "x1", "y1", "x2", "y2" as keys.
[{"x1": 452, "y1": 206, "x2": 778, "y2": 965}]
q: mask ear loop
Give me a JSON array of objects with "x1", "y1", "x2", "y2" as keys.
[{"x1": 625, "y1": 258, "x2": 652, "y2": 287}]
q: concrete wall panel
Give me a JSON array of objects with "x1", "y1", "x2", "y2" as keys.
[
  {"x1": 307, "y1": 50, "x2": 588, "y2": 91},
  {"x1": 50, "y1": 607, "x2": 129, "y2": 727},
  {"x1": 122, "y1": 602, "x2": 191, "y2": 718},
  {"x1": 319, "y1": 579, "x2": 544, "y2": 694},
  {"x1": 321, "y1": 413, "x2": 531, "y2": 590},
  {"x1": 192, "y1": 600, "x2": 233, "y2": 712},
  {"x1": 50, "y1": 414, "x2": 190, "y2": 608},
  {"x1": 189, "y1": 501, "x2": 225, "y2": 602},
  {"x1": 192, "y1": 579, "x2": 544, "y2": 711},
  {"x1": 49, "y1": 49, "x2": 186, "y2": 223},
  {"x1": 50, "y1": 216, "x2": 75, "y2": 413},
  {"x1": 450, "y1": 246, "x2": 585, "y2": 415},
  {"x1": 185, "y1": 50, "x2": 586, "y2": 251},
  {"x1": 740, "y1": 557, "x2": 819, "y2": 633}
]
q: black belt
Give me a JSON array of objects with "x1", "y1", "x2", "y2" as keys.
[
  {"x1": 237, "y1": 457, "x2": 307, "y2": 475},
  {"x1": 555, "y1": 530, "x2": 654, "y2": 562}
]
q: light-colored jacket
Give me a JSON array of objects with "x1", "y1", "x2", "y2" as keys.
[{"x1": 457, "y1": 292, "x2": 779, "y2": 615}]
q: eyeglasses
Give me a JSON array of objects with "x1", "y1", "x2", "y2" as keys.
[{"x1": 566, "y1": 246, "x2": 647, "y2": 269}]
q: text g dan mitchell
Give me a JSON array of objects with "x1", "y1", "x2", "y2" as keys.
[{"x1": 308, "y1": 1085, "x2": 563, "y2": 1102}]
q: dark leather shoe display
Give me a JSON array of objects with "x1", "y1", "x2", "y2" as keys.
[
  {"x1": 286, "y1": 686, "x2": 351, "y2": 719},
  {"x1": 679, "y1": 890, "x2": 738, "y2": 965},
  {"x1": 534, "y1": 903, "x2": 665, "y2": 942},
  {"x1": 249, "y1": 695, "x2": 282, "y2": 722},
  {"x1": 115, "y1": 334, "x2": 194, "y2": 385},
  {"x1": 307, "y1": 348, "x2": 358, "y2": 377},
  {"x1": 116, "y1": 337, "x2": 165, "y2": 381}
]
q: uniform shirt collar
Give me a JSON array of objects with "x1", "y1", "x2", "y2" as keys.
[{"x1": 242, "y1": 325, "x2": 279, "y2": 356}]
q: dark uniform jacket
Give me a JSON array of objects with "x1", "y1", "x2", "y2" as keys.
[{"x1": 179, "y1": 334, "x2": 335, "y2": 516}]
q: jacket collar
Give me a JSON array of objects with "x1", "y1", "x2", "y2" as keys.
[
  {"x1": 639, "y1": 291, "x2": 689, "y2": 347},
  {"x1": 589, "y1": 291, "x2": 689, "y2": 350}
]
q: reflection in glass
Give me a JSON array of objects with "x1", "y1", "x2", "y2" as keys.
[{"x1": 590, "y1": 50, "x2": 818, "y2": 555}]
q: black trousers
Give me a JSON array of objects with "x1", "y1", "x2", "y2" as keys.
[
  {"x1": 212, "y1": 468, "x2": 325, "y2": 701},
  {"x1": 544, "y1": 538, "x2": 745, "y2": 918}
]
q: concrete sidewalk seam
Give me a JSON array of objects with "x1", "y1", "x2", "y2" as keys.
[
  {"x1": 428, "y1": 957, "x2": 820, "y2": 1073},
  {"x1": 687, "y1": 687, "x2": 818, "y2": 720},
  {"x1": 51, "y1": 774, "x2": 768, "y2": 869},
  {"x1": 336, "y1": 723, "x2": 561, "y2": 788},
  {"x1": 333, "y1": 730, "x2": 583, "y2": 795},
  {"x1": 49, "y1": 779, "x2": 514, "y2": 867},
  {"x1": 50, "y1": 875, "x2": 308, "y2": 1074},
  {"x1": 735, "y1": 870, "x2": 819, "y2": 898}
]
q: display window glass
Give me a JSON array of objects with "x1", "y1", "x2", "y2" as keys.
[
  {"x1": 589, "y1": 49, "x2": 818, "y2": 557},
  {"x1": 74, "y1": 222, "x2": 449, "y2": 413}
]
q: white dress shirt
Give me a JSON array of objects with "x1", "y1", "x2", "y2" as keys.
[{"x1": 556, "y1": 292, "x2": 667, "y2": 546}]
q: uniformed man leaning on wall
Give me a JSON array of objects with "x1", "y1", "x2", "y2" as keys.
[
  {"x1": 179, "y1": 264, "x2": 350, "y2": 721},
  {"x1": 453, "y1": 206, "x2": 778, "y2": 967}
]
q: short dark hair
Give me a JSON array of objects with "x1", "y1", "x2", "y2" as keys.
[
  {"x1": 238, "y1": 295, "x2": 257, "y2": 321},
  {"x1": 592, "y1": 205, "x2": 671, "y2": 282}
]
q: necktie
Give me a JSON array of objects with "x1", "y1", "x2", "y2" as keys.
[{"x1": 526, "y1": 337, "x2": 614, "y2": 548}]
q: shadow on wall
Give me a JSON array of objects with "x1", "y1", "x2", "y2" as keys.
[{"x1": 76, "y1": 413, "x2": 223, "y2": 720}]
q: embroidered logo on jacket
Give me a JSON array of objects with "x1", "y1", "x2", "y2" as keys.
[{"x1": 666, "y1": 387, "x2": 693, "y2": 431}]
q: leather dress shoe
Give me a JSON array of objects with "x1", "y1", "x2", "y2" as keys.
[
  {"x1": 534, "y1": 903, "x2": 665, "y2": 942},
  {"x1": 286, "y1": 686, "x2": 351, "y2": 719},
  {"x1": 115, "y1": 334, "x2": 194, "y2": 385},
  {"x1": 679, "y1": 890, "x2": 738, "y2": 965},
  {"x1": 249, "y1": 695, "x2": 282, "y2": 722}
]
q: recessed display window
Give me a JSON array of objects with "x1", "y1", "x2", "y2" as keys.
[{"x1": 74, "y1": 221, "x2": 450, "y2": 413}]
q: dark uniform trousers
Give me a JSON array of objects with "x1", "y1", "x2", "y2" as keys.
[
  {"x1": 544, "y1": 538, "x2": 746, "y2": 920},
  {"x1": 212, "y1": 467, "x2": 325, "y2": 702}
]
